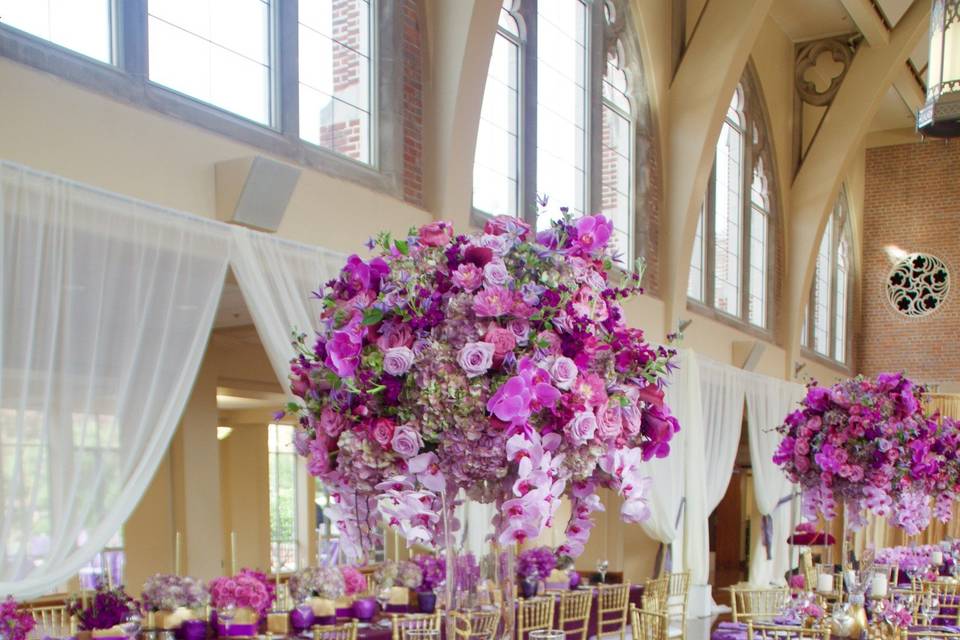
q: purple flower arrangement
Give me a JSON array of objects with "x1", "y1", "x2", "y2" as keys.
[
  {"x1": 68, "y1": 585, "x2": 135, "y2": 631},
  {"x1": 283, "y1": 212, "x2": 678, "y2": 559},
  {"x1": 412, "y1": 555, "x2": 445, "y2": 592},
  {"x1": 773, "y1": 373, "x2": 952, "y2": 534},
  {"x1": 0, "y1": 597, "x2": 35, "y2": 640},
  {"x1": 208, "y1": 569, "x2": 274, "y2": 617},
  {"x1": 517, "y1": 546, "x2": 557, "y2": 581},
  {"x1": 141, "y1": 574, "x2": 209, "y2": 611},
  {"x1": 286, "y1": 566, "x2": 345, "y2": 602}
]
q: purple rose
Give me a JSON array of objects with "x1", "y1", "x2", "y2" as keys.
[
  {"x1": 452, "y1": 263, "x2": 483, "y2": 291},
  {"x1": 549, "y1": 356, "x2": 578, "y2": 390},
  {"x1": 458, "y1": 341, "x2": 495, "y2": 377},
  {"x1": 383, "y1": 346, "x2": 415, "y2": 376},
  {"x1": 566, "y1": 411, "x2": 597, "y2": 445},
  {"x1": 391, "y1": 426, "x2": 423, "y2": 458},
  {"x1": 483, "y1": 260, "x2": 510, "y2": 287},
  {"x1": 320, "y1": 407, "x2": 348, "y2": 438},
  {"x1": 507, "y1": 319, "x2": 530, "y2": 346}
]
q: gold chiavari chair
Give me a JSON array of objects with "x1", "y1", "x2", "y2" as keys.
[
  {"x1": 26, "y1": 604, "x2": 75, "y2": 636},
  {"x1": 665, "y1": 572, "x2": 690, "y2": 639},
  {"x1": 517, "y1": 597, "x2": 555, "y2": 640},
  {"x1": 467, "y1": 609, "x2": 502, "y2": 640},
  {"x1": 919, "y1": 581, "x2": 960, "y2": 625},
  {"x1": 899, "y1": 630, "x2": 960, "y2": 640},
  {"x1": 728, "y1": 586, "x2": 790, "y2": 624},
  {"x1": 558, "y1": 590, "x2": 592, "y2": 640},
  {"x1": 747, "y1": 622, "x2": 832, "y2": 640},
  {"x1": 451, "y1": 612, "x2": 472, "y2": 640},
  {"x1": 392, "y1": 612, "x2": 442, "y2": 640},
  {"x1": 630, "y1": 605, "x2": 668, "y2": 640},
  {"x1": 596, "y1": 583, "x2": 631, "y2": 640},
  {"x1": 644, "y1": 577, "x2": 669, "y2": 613},
  {"x1": 313, "y1": 621, "x2": 359, "y2": 640}
]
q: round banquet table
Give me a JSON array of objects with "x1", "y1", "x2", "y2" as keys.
[{"x1": 712, "y1": 621, "x2": 960, "y2": 640}]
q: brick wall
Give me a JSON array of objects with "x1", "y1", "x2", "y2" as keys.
[
  {"x1": 401, "y1": 0, "x2": 424, "y2": 207},
  {"x1": 859, "y1": 139, "x2": 960, "y2": 381}
]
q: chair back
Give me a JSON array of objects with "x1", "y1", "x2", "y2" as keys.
[
  {"x1": 558, "y1": 590, "x2": 592, "y2": 640},
  {"x1": 630, "y1": 605, "x2": 668, "y2": 640},
  {"x1": 313, "y1": 621, "x2": 359, "y2": 640},
  {"x1": 747, "y1": 622, "x2": 831, "y2": 640},
  {"x1": 900, "y1": 630, "x2": 960, "y2": 640},
  {"x1": 666, "y1": 572, "x2": 690, "y2": 626},
  {"x1": 391, "y1": 612, "x2": 442, "y2": 640},
  {"x1": 468, "y1": 609, "x2": 502, "y2": 640},
  {"x1": 596, "y1": 583, "x2": 630, "y2": 640},
  {"x1": 919, "y1": 580, "x2": 960, "y2": 625},
  {"x1": 729, "y1": 586, "x2": 790, "y2": 623},
  {"x1": 644, "y1": 577, "x2": 669, "y2": 612},
  {"x1": 25, "y1": 604, "x2": 74, "y2": 636},
  {"x1": 517, "y1": 597, "x2": 555, "y2": 639}
]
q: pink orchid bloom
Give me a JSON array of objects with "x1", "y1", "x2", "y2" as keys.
[{"x1": 408, "y1": 452, "x2": 445, "y2": 492}]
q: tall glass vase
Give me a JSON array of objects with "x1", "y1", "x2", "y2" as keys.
[{"x1": 441, "y1": 493, "x2": 516, "y2": 640}]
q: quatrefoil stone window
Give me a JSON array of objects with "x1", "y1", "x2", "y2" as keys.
[{"x1": 886, "y1": 253, "x2": 950, "y2": 317}]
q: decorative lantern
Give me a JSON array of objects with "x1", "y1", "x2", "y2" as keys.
[{"x1": 917, "y1": 0, "x2": 960, "y2": 137}]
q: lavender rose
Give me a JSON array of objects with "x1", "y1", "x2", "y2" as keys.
[
  {"x1": 452, "y1": 263, "x2": 484, "y2": 291},
  {"x1": 483, "y1": 260, "x2": 511, "y2": 287},
  {"x1": 458, "y1": 341, "x2": 495, "y2": 378},
  {"x1": 391, "y1": 426, "x2": 423, "y2": 458},
  {"x1": 507, "y1": 318, "x2": 530, "y2": 346},
  {"x1": 383, "y1": 346, "x2": 415, "y2": 376},
  {"x1": 596, "y1": 403, "x2": 623, "y2": 441},
  {"x1": 549, "y1": 356, "x2": 579, "y2": 390},
  {"x1": 567, "y1": 411, "x2": 597, "y2": 445}
]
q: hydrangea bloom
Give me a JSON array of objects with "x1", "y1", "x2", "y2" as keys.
[
  {"x1": 283, "y1": 212, "x2": 678, "y2": 558},
  {"x1": 373, "y1": 561, "x2": 422, "y2": 589},
  {"x1": 774, "y1": 373, "x2": 952, "y2": 532},
  {"x1": 340, "y1": 566, "x2": 369, "y2": 596},
  {"x1": 286, "y1": 566, "x2": 345, "y2": 601},
  {"x1": 142, "y1": 574, "x2": 209, "y2": 611}
]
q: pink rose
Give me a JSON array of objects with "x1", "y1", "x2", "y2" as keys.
[
  {"x1": 418, "y1": 221, "x2": 453, "y2": 247},
  {"x1": 451, "y1": 263, "x2": 484, "y2": 291},
  {"x1": 484, "y1": 214, "x2": 531, "y2": 239},
  {"x1": 597, "y1": 403, "x2": 623, "y2": 440},
  {"x1": 483, "y1": 325, "x2": 517, "y2": 366},
  {"x1": 567, "y1": 411, "x2": 597, "y2": 446},
  {"x1": 535, "y1": 331, "x2": 562, "y2": 356},
  {"x1": 377, "y1": 323, "x2": 413, "y2": 350},
  {"x1": 549, "y1": 356, "x2": 578, "y2": 390},
  {"x1": 370, "y1": 418, "x2": 395, "y2": 448},
  {"x1": 483, "y1": 260, "x2": 511, "y2": 287},
  {"x1": 320, "y1": 407, "x2": 348, "y2": 438},
  {"x1": 391, "y1": 426, "x2": 423, "y2": 458}
]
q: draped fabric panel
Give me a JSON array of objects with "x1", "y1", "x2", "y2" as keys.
[
  {"x1": 744, "y1": 374, "x2": 805, "y2": 585},
  {"x1": 0, "y1": 162, "x2": 231, "y2": 597},
  {"x1": 698, "y1": 358, "x2": 747, "y2": 513},
  {"x1": 229, "y1": 226, "x2": 344, "y2": 394}
]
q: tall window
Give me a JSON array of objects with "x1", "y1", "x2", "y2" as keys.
[
  {"x1": 688, "y1": 74, "x2": 775, "y2": 331},
  {"x1": 268, "y1": 423, "x2": 299, "y2": 573},
  {"x1": 298, "y1": 0, "x2": 374, "y2": 163},
  {"x1": 803, "y1": 191, "x2": 852, "y2": 363},
  {"x1": 0, "y1": 0, "x2": 113, "y2": 62},
  {"x1": 148, "y1": 0, "x2": 274, "y2": 125},
  {"x1": 473, "y1": 0, "x2": 640, "y2": 264}
]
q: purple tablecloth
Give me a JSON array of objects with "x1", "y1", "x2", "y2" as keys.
[{"x1": 711, "y1": 621, "x2": 960, "y2": 640}]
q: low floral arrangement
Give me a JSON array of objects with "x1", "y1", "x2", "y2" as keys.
[
  {"x1": 412, "y1": 555, "x2": 445, "y2": 592},
  {"x1": 286, "y1": 567, "x2": 345, "y2": 602},
  {"x1": 208, "y1": 569, "x2": 274, "y2": 617},
  {"x1": 67, "y1": 585, "x2": 135, "y2": 631},
  {"x1": 340, "y1": 566, "x2": 368, "y2": 596},
  {"x1": 773, "y1": 373, "x2": 948, "y2": 533},
  {"x1": 778, "y1": 596, "x2": 824, "y2": 624},
  {"x1": 141, "y1": 574, "x2": 209, "y2": 612},
  {"x1": 283, "y1": 212, "x2": 678, "y2": 560},
  {"x1": 872, "y1": 598, "x2": 913, "y2": 628},
  {"x1": 517, "y1": 546, "x2": 557, "y2": 581},
  {"x1": 0, "y1": 596, "x2": 36, "y2": 640},
  {"x1": 373, "y1": 561, "x2": 422, "y2": 589}
]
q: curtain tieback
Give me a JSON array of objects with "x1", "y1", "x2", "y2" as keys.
[
  {"x1": 653, "y1": 498, "x2": 687, "y2": 575},
  {"x1": 761, "y1": 493, "x2": 795, "y2": 560}
]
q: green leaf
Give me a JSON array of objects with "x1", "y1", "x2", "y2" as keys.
[
  {"x1": 394, "y1": 239, "x2": 409, "y2": 255},
  {"x1": 362, "y1": 307, "x2": 384, "y2": 325}
]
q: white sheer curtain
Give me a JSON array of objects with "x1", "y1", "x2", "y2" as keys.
[
  {"x1": 229, "y1": 227, "x2": 344, "y2": 394},
  {"x1": 0, "y1": 162, "x2": 230, "y2": 597},
  {"x1": 698, "y1": 358, "x2": 747, "y2": 513},
  {"x1": 745, "y1": 374, "x2": 805, "y2": 585}
]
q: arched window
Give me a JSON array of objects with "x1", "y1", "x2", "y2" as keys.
[
  {"x1": 472, "y1": 0, "x2": 645, "y2": 265},
  {"x1": 688, "y1": 68, "x2": 776, "y2": 331},
  {"x1": 802, "y1": 190, "x2": 852, "y2": 363}
]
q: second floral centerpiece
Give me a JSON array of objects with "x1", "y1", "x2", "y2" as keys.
[{"x1": 284, "y1": 212, "x2": 679, "y2": 559}]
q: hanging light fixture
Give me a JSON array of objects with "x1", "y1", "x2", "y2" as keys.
[{"x1": 918, "y1": 0, "x2": 960, "y2": 137}]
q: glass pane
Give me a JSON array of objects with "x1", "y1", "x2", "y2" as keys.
[
  {"x1": 712, "y1": 120, "x2": 743, "y2": 316},
  {"x1": 813, "y1": 217, "x2": 832, "y2": 356},
  {"x1": 834, "y1": 237, "x2": 849, "y2": 362},
  {"x1": 298, "y1": 0, "x2": 373, "y2": 163},
  {"x1": 601, "y1": 102, "x2": 632, "y2": 264},
  {"x1": 147, "y1": 0, "x2": 272, "y2": 125},
  {"x1": 269, "y1": 424, "x2": 299, "y2": 573},
  {"x1": 0, "y1": 0, "x2": 113, "y2": 62},
  {"x1": 536, "y1": 0, "x2": 587, "y2": 222},
  {"x1": 688, "y1": 206, "x2": 705, "y2": 302},
  {"x1": 748, "y1": 206, "x2": 767, "y2": 328},
  {"x1": 472, "y1": 29, "x2": 519, "y2": 216}
]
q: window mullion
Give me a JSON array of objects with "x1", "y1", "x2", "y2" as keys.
[
  {"x1": 587, "y1": 0, "x2": 603, "y2": 215},
  {"x1": 277, "y1": 0, "x2": 299, "y2": 138},
  {"x1": 519, "y1": 0, "x2": 538, "y2": 226},
  {"x1": 117, "y1": 0, "x2": 147, "y2": 77},
  {"x1": 705, "y1": 164, "x2": 717, "y2": 308},
  {"x1": 741, "y1": 117, "x2": 753, "y2": 322}
]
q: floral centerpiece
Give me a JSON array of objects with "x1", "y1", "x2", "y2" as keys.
[
  {"x1": 282, "y1": 212, "x2": 678, "y2": 560},
  {"x1": 208, "y1": 569, "x2": 274, "y2": 635},
  {"x1": 411, "y1": 555, "x2": 444, "y2": 613},
  {"x1": 517, "y1": 546, "x2": 557, "y2": 596},
  {"x1": 67, "y1": 585, "x2": 135, "y2": 638},
  {"x1": 286, "y1": 567, "x2": 346, "y2": 628},
  {"x1": 141, "y1": 574, "x2": 208, "y2": 630},
  {"x1": 0, "y1": 597, "x2": 35, "y2": 640},
  {"x1": 773, "y1": 373, "x2": 947, "y2": 533},
  {"x1": 340, "y1": 566, "x2": 368, "y2": 596}
]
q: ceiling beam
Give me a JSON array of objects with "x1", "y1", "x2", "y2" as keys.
[
  {"x1": 893, "y1": 64, "x2": 926, "y2": 113},
  {"x1": 838, "y1": 0, "x2": 890, "y2": 46}
]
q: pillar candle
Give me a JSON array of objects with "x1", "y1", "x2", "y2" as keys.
[
  {"x1": 932, "y1": 550, "x2": 944, "y2": 565},
  {"x1": 175, "y1": 531, "x2": 182, "y2": 577},
  {"x1": 817, "y1": 573, "x2": 834, "y2": 593},
  {"x1": 872, "y1": 574, "x2": 888, "y2": 598},
  {"x1": 231, "y1": 531, "x2": 238, "y2": 575}
]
